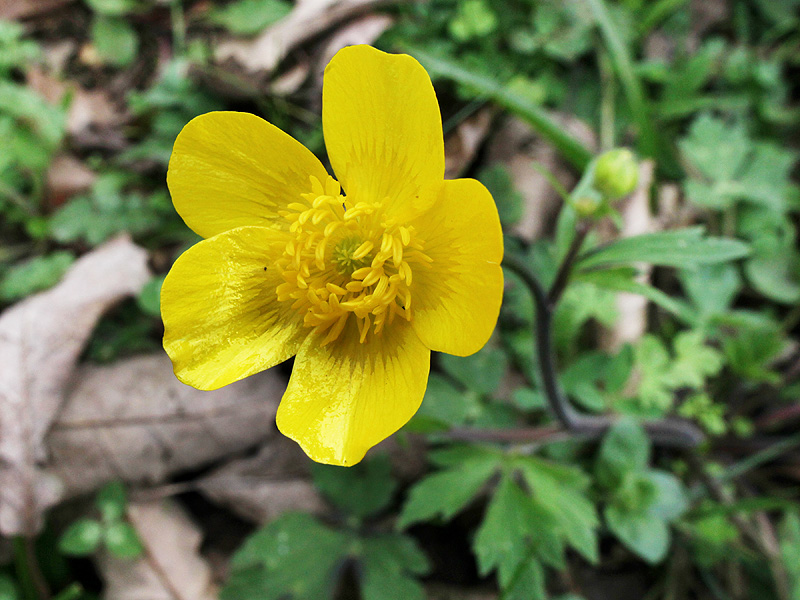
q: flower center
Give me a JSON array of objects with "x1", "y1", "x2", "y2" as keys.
[{"x1": 274, "y1": 176, "x2": 432, "y2": 346}]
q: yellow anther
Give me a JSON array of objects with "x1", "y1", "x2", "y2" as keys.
[{"x1": 352, "y1": 241, "x2": 373, "y2": 260}]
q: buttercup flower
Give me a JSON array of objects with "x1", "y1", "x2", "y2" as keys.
[{"x1": 161, "y1": 45, "x2": 504, "y2": 466}]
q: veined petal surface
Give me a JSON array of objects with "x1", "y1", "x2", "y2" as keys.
[
  {"x1": 162, "y1": 226, "x2": 306, "y2": 390},
  {"x1": 322, "y1": 45, "x2": 444, "y2": 219},
  {"x1": 276, "y1": 319, "x2": 430, "y2": 466},
  {"x1": 410, "y1": 178, "x2": 504, "y2": 356},
  {"x1": 168, "y1": 111, "x2": 330, "y2": 238}
]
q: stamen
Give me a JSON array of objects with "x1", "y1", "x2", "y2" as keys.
[{"x1": 273, "y1": 180, "x2": 429, "y2": 345}]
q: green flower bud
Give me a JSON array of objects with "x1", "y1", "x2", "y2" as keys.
[
  {"x1": 571, "y1": 188, "x2": 604, "y2": 218},
  {"x1": 593, "y1": 148, "x2": 639, "y2": 200}
]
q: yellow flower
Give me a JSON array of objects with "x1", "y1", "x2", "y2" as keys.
[{"x1": 161, "y1": 45, "x2": 504, "y2": 466}]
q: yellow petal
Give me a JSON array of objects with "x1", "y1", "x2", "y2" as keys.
[
  {"x1": 322, "y1": 45, "x2": 444, "y2": 219},
  {"x1": 162, "y1": 226, "x2": 306, "y2": 390},
  {"x1": 167, "y1": 111, "x2": 329, "y2": 238},
  {"x1": 276, "y1": 318, "x2": 430, "y2": 466},
  {"x1": 410, "y1": 178, "x2": 504, "y2": 356}
]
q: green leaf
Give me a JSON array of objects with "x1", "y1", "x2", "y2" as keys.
[
  {"x1": 359, "y1": 534, "x2": 430, "y2": 600},
  {"x1": 679, "y1": 114, "x2": 749, "y2": 182},
  {"x1": 518, "y1": 458, "x2": 599, "y2": 564},
  {"x1": 473, "y1": 477, "x2": 537, "y2": 584},
  {"x1": 311, "y1": 454, "x2": 396, "y2": 519},
  {"x1": 779, "y1": 512, "x2": 800, "y2": 599},
  {"x1": 502, "y1": 557, "x2": 547, "y2": 600},
  {"x1": 744, "y1": 227, "x2": 800, "y2": 304},
  {"x1": 634, "y1": 335, "x2": 674, "y2": 410},
  {"x1": 0, "y1": 252, "x2": 74, "y2": 302},
  {"x1": 448, "y1": 0, "x2": 497, "y2": 40},
  {"x1": 596, "y1": 418, "x2": 650, "y2": 487},
  {"x1": 223, "y1": 513, "x2": 350, "y2": 600},
  {"x1": 414, "y1": 373, "x2": 470, "y2": 428},
  {"x1": 0, "y1": 574, "x2": 20, "y2": 600},
  {"x1": 478, "y1": 164, "x2": 523, "y2": 226},
  {"x1": 578, "y1": 227, "x2": 750, "y2": 271},
  {"x1": 678, "y1": 264, "x2": 741, "y2": 318},
  {"x1": 91, "y1": 16, "x2": 138, "y2": 67},
  {"x1": 606, "y1": 504, "x2": 670, "y2": 563},
  {"x1": 137, "y1": 274, "x2": 165, "y2": 317},
  {"x1": 207, "y1": 0, "x2": 291, "y2": 36},
  {"x1": 104, "y1": 522, "x2": 144, "y2": 559},
  {"x1": 59, "y1": 519, "x2": 103, "y2": 556},
  {"x1": 439, "y1": 345, "x2": 508, "y2": 396},
  {"x1": 723, "y1": 323, "x2": 784, "y2": 384},
  {"x1": 85, "y1": 0, "x2": 141, "y2": 16},
  {"x1": 646, "y1": 471, "x2": 689, "y2": 522},
  {"x1": 397, "y1": 453, "x2": 500, "y2": 529},
  {"x1": 96, "y1": 481, "x2": 127, "y2": 522},
  {"x1": 668, "y1": 330, "x2": 724, "y2": 388},
  {"x1": 579, "y1": 266, "x2": 695, "y2": 323}
]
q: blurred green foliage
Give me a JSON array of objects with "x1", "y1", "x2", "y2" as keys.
[{"x1": 1, "y1": 0, "x2": 799, "y2": 598}]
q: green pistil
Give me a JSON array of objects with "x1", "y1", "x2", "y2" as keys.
[{"x1": 332, "y1": 237, "x2": 371, "y2": 275}]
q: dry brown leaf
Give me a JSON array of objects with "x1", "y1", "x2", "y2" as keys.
[
  {"x1": 0, "y1": 237, "x2": 150, "y2": 535},
  {"x1": 487, "y1": 114, "x2": 596, "y2": 241},
  {"x1": 49, "y1": 354, "x2": 286, "y2": 497},
  {"x1": 26, "y1": 66, "x2": 125, "y2": 144},
  {"x1": 98, "y1": 500, "x2": 217, "y2": 600},
  {"x1": 198, "y1": 438, "x2": 325, "y2": 524},
  {"x1": 444, "y1": 108, "x2": 493, "y2": 179},
  {"x1": 0, "y1": 0, "x2": 73, "y2": 20},
  {"x1": 215, "y1": 0, "x2": 392, "y2": 74},
  {"x1": 46, "y1": 153, "x2": 96, "y2": 208},
  {"x1": 318, "y1": 13, "x2": 395, "y2": 69}
]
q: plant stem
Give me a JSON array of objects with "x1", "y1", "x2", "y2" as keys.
[
  {"x1": 13, "y1": 537, "x2": 50, "y2": 600},
  {"x1": 547, "y1": 220, "x2": 591, "y2": 306},
  {"x1": 502, "y1": 254, "x2": 704, "y2": 448}
]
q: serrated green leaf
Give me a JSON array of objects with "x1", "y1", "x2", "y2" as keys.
[
  {"x1": 519, "y1": 458, "x2": 599, "y2": 564},
  {"x1": 473, "y1": 477, "x2": 536, "y2": 583},
  {"x1": 207, "y1": 0, "x2": 291, "y2": 36},
  {"x1": 59, "y1": 519, "x2": 103, "y2": 556},
  {"x1": 223, "y1": 513, "x2": 351, "y2": 600},
  {"x1": 634, "y1": 335, "x2": 674, "y2": 410},
  {"x1": 0, "y1": 252, "x2": 74, "y2": 302},
  {"x1": 502, "y1": 557, "x2": 547, "y2": 600},
  {"x1": 578, "y1": 228, "x2": 750, "y2": 271},
  {"x1": 668, "y1": 330, "x2": 724, "y2": 388},
  {"x1": 312, "y1": 454, "x2": 396, "y2": 519},
  {"x1": 397, "y1": 455, "x2": 499, "y2": 529},
  {"x1": 360, "y1": 534, "x2": 430, "y2": 600},
  {"x1": 606, "y1": 504, "x2": 670, "y2": 563},
  {"x1": 104, "y1": 522, "x2": 143, "y2": 559}
]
